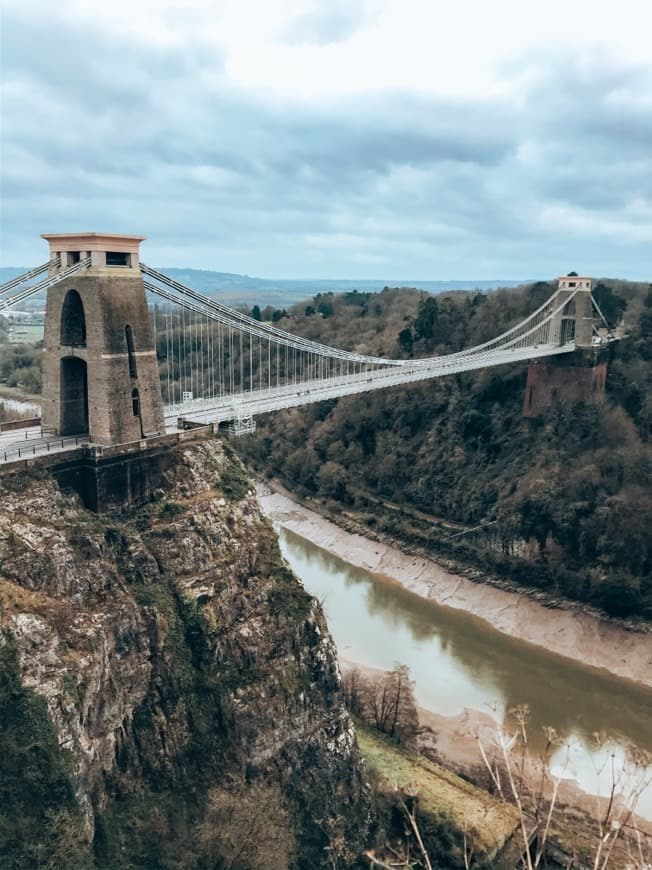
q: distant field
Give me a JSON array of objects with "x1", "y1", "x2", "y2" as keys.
[{"x1": 8, "y1": 324, "x2": 44, "y2": 344}]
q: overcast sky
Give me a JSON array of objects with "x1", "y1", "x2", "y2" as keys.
[{"x1": 1, "y1": 0, "x2": 650, "y2": 279}]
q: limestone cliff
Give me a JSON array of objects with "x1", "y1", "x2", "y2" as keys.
[{"x1": 0, "y1": 440, "x2": 371, "y2": 869}]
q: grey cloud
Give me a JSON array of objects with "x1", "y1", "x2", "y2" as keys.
[
  {"x1": 282, "y1": 0, "x2": 378, "y2": 45},
  {"x1": 515, "y1": 54, "x2": 651, "y2": 155},
  {"x1": 516, "y1": 59, "x2": 652, "y2": 221},
  {"x1": 1, "y1": 8, "x2": 651, "y2": 278},
  {"x1": 1, "y1": 11, "x2": 224, "y2": 126}
]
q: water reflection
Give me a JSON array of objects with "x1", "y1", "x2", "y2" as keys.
[{"x1": 278, "y1": 526, "x2": 652, "y2": 817}]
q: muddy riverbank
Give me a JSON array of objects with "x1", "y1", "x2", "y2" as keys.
[{"x1": 258, "y1": 487, "x2": 652, "y2": 689}]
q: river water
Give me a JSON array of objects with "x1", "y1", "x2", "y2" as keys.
[
  {"x1": 0, "y1": 397, "x2": 40, "y2": 414},
  {"x1": 277, "y1": 526, "x2": 652, "y2": 819}
]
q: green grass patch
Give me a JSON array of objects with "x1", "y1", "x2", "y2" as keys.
[
  {"x1": 8, "y1": 323, "x2": 44, "y2": 344},
  {"x1": 356, "y1": 722, "x2": 519, "y2": 859},
  {"x1": 158, "y1": 500, "x2": 184, "y2": 519},
  {"x1": 268, "y1": 565, "x2": 313, "y2": 621}
]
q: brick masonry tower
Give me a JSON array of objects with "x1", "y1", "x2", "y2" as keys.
[
  {"x1": 523, "y1": 275, "x2": 607, "y2": 417},
  {"x1": 41, "y1": 233, "x2": 165, "y2": 445}
]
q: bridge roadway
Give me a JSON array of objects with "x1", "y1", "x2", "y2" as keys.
[{"x1": 167, "y1": 340, "x2": 574, "y2": 426}]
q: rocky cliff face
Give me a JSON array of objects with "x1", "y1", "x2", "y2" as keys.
[{"x1": 0, "y1": 441, "x2": 371, "y2": 869}]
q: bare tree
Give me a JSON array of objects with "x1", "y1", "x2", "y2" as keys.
[
  {"x1": 588, "y1": 736, "x2": 652, "y2": 870},
  {"x1": 364, "y1": 788, "x2": 433, "y2": 870},
  {"x1": 341, "y1": 667, "x2": 366, "y2": 718},
  {"x1": 387, "y1": 665, "x2": 418, "y2": 744},
  {"x1": 197, "y1": 781, "x2": 294, "y2": 870},
  {"x1": 363, "y1": 784, "x2": 473, "y2": 870},
  {"x1": 342, "y1": 663, "x2": 418, "y2": 747},
  {"x1": 397, "y1": 791, "x2": 433, "y2": 870}
]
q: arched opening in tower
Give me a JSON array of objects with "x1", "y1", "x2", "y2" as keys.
[
  {"x1": 60, "y1": 357, "x2": 89, "y2": 435},
  {"x1": 125, "y1": 324, "x2": 138, "y2": 378},
  {"x1": 60, "y1": 289, "x2": 86, "y2": 346},
  {"x1": 561, "y1": 317, "x2": 576, "y2": 345}
]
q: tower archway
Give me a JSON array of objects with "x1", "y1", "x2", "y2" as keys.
[
  {"x1": 60, "y1": 289, "x2": 86, "y2": 346},
  {"x1": 60, "y1": 357, "x2": 89, "y2": 434}
]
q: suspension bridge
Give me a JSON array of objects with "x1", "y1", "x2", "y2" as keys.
[{"x1": 0, "y1": 233, "x2": 614, "y2": 464}]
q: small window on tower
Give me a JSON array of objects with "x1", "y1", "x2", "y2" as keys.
[
  {"x1": 132, "y1": 388, "x2": 141, "y2": 417},
  {"x1": 68, "y1": 251, "x2": 81, "y2": 265},
  {"x1": 106, "y1": 251, "x2": 130, "y2": 266}
]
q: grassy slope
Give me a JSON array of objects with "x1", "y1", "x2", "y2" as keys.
[{"x1": 356, "y1": 723, "x2": 519, "y2": 860}]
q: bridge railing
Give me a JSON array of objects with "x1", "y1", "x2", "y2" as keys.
[{"x1": 0, "y1": 434, "x2": 87, "y2": 464}]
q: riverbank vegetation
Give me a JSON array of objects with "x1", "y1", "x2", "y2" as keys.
[
  {"x1": 339, "y1": 664, "x2": 514, "y2": 867},
  {"x1": 343, "y1": 662, "x2": 651, "y2": 868},
  {"x1": 343, "y1": 664, "x2": 419, "y2": 748},
  {"x1": 240, "y1": 279, "x2": 652, "y2": 621}
]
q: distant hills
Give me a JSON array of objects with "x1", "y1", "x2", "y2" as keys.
[{"x1": 0, "y1": 265, "x2": 530, "y2": 309}]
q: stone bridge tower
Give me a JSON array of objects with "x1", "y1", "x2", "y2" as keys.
[
  {"x1": 524, "y1": 274, "x2": 607, "y2": 417},
  {"x1": 41, "y1": 233, "x2": 165, "y2": 445}
]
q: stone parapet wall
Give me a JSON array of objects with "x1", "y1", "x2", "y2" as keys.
[{"x1": 0, "y1": 425, "x2": 220, "y2": 512}]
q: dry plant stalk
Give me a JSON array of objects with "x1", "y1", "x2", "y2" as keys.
[{"x1": 476, "y1": 707, "x2": 652, "y2": 869}]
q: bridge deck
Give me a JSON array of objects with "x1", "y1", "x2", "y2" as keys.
[{"x1": 168, "y1": 342, "x2": 574, "y2": 425}]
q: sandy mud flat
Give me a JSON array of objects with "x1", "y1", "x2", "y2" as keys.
[{"x1": 258, "y1": 489, "x2": 652, "y2": 689}]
